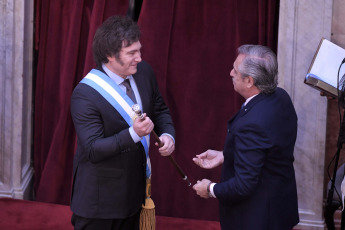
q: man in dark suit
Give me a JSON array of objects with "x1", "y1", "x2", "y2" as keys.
[
  {"x1": 193, "y1": 44, "x2": 299, "y2": 230},
  {"x1": 70, "y1": 15, "x2": 175, "y2": 230}
]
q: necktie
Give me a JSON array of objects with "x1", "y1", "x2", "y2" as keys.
[{"x1": 122, "y1": 79, "x2": 137, "y2": 103}]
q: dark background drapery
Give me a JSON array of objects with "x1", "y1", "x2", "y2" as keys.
[{"x1": 33, "y1": 0, "x2": 279, "y2": 221}]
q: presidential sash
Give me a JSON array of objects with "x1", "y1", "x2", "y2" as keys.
[{"x1": 80, "y1": 69, "x2": 152, "y2": 178}]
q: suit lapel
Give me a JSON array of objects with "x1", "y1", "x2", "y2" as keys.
[
  {"x1": 97, "y1": 65, "x2": 149, "y2": 115},
  {"x1": 244, "y1": 93, "x2": 266, "y2": 111},
  {"x1": 228, "y1": 93, "x2": 267, "y2": 129},
  {"x1": 132, "y1": 71, "x2": 148, "y2": 113}
]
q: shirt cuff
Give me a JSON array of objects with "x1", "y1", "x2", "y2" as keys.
[
  {"x1": 160, "y1": 133, "x2": 175, "y2": 143},
  {"x1": 210, "y1": 183, "x2": 216, "y2": 198},
  {"x1": 129, "y1": 126, "x2": 142, "y2": 143}
]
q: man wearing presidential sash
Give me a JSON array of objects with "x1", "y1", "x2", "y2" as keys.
[{"x1": 70, "y1": 15, "x2": 175, "y2": 230}]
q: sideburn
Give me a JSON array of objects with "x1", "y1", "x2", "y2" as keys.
[{"x1": 115, "y1": 55, "x2": 124, "y2": 66}]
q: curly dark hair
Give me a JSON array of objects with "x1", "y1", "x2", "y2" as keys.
[{"x1": 92, "y1": 15, "x2": 140, "y2": 67}]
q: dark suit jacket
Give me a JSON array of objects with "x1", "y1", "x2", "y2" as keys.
[
  {"x1": 70, "y1": 61, "x2": 175, "y2": 219},
  {"x1": 214, "y1": 87, "x2": 299, "y2": 230}
]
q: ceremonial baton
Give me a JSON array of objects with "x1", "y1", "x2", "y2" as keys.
[{"x1": 132, "y1": 104, "x2": 191, "y2": 186}]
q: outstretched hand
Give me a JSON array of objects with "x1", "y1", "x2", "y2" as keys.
[{"x1": 193, "y1": 149, "x2": 224, "y2": 169}]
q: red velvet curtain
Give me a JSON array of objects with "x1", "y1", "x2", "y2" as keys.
[{"x1": 34, "y1": 0, "x2": 279, "y2": 221}]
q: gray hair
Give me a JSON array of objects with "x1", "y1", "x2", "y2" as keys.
[{"x1": 237, "y1": 44, "x2": 278, "y2": 94}]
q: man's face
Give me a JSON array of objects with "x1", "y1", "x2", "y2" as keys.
[
  {"x1": 230, "y1": 54, "x2": 248, "y2": 96},
  {"x1": 106, "y1": 40, "x2": 142, "y2": 78}
]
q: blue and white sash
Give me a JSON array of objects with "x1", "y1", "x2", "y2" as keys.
[{"x1": 80, "y1": 69, "x2": 151, "y2": 178}]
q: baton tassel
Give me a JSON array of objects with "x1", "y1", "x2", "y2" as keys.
[{"x1": 140, "y1": 178, "x2": 155, "y2": 230}]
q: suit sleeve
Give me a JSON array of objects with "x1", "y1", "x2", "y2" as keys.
[
  {"x1": 70, "y1": 84, "x2": 135, "y2": 163},
  {"x1": 139, "y1": 61, "x2": 175, "y2": 139},
  {"x1": 214, "y1": 122, "x2": 272, "y2": 205}
]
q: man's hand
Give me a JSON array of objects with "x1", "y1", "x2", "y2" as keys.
[
  {"x1": 133, "y1": 113, "x2": 154, "y2": 137},
  {"x1": 193, "y1": 149, "x2": 224, "y2": 169},
  {"x1": 320, "y1": 91, "x2": 337, "y2": 100},
  {"x1": 157, "y1": 135, "x2": 175, "y2": 156},
  {"x1": 193, "y1": 179, "x2": 211, "y2": 199}
]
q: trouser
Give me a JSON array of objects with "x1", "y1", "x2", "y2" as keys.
[{"x1": 71, "y1": 209, "x2": 141, "y2": 230}]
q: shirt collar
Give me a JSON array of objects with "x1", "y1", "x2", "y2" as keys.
[
  {"x1": 244, "y1": 94, "x2": 259, "y2": 106},
  {"x1": 102, "y1": 63, "x2": 133, "y2": 85}
]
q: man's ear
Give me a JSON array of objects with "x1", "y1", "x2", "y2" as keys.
[
  {"x1": 107, "y1": 55, "x2": 115, "y2": 62},
  {"x1": 246, "y1": 76, "x2": 255, "y2": 88}
]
